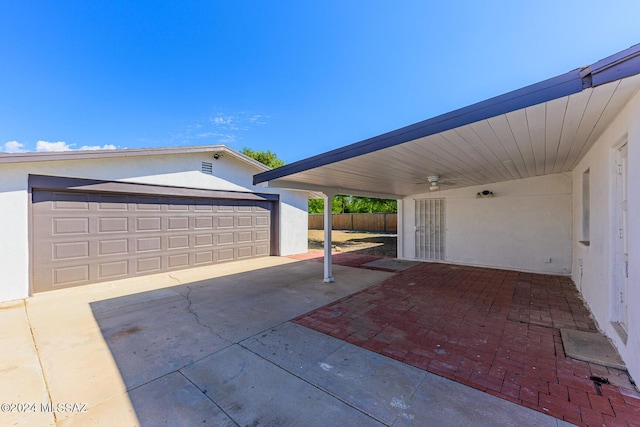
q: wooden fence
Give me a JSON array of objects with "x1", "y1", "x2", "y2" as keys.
[{"x1": 309, "y1": 213, "x2": 397, "y2": 232}]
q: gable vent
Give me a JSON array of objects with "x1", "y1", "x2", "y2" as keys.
[{"x1": 201, "y1": 162, "x2": 213, "y2": 175}]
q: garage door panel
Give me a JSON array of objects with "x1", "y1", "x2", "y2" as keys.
[
  {"x1": 99, "y1": 239, "x2": 129, "y2": 256},
  {"x1": 99, "y1": 217, "x2": 128, "y2": 233},
  {"x1": 135, "y1": 199, "x2": 162, "y2": 210},
  {"x1": 137, "y1": 257, "x2": 162, "y2": 273},
  {"x1": 254, "y1": 215, "x2": 269, "y2": 226},
  {"x1": 217, "y1": 216, "x2": 234, "y2": 228},
  {"x1": 237, "y1": 231, "x2": 253, "y2": 243},
  {"x1": 254, "y1": 244, "x2": 269, "y2": 256},
  {"x1": 237, "y1": 247, "x2": 253, "y2": 258},
  {"x1": 168, "y1": 235, "x2": 189, "y2": 249},
  {"x1": 54, "y1": 241, "x2": 89, "y2": 260},
  {"x1": 168, "y1": 253, "x2": 190, "y2": 268},
  {"x1": 237, "y1": 216, "x2": 252, "y2": 227},
  {"x1": 99, "y1": 261, "x2": 128, "y2": 279},
  {"x1": 32, "y1": 190, "x2": 273, "y2": 293},
  {"x1": 54, "y1": 265, "x2": 90, "y2": 286},
  {"x1": 168, "y1": 202, "x2": 190, "y2": 211},
  {"x1": 50, "y1": 192, "x2": 90, "y2": 210},
  {"x1": 168, "y1": 217, "x2": 189, "y2": 230},
  {"x1": 218, "y1": 248, "x2": 234, "y2": 261},
  {"x1": 195, "y1": 217, "x2": 213, "y2": 229},
  {"x1": 255, "y1": 230, "x2": 269, "y2": 242},
  {"x1": 136, "y1": 217, "x2": 162, "y2": 231},
  {"x1": 53, "y1": 217, "x2": 89, "y2": 235},
  {"x1": 195, "y1": 251, "x2": 213, "y2": 264},
  {"x1": 137, "y1": 237, "x2": 161, "y2": 252},
  {"x1": 217, "y1": 233, "x2": 234, "y2": 245},
  {"x1": 97, "y1": 195, "x2": 130, "y2": 210},
  {"x1": 194, "y1": 202, "x2": 214, "y2": 211},
  {"x1": 195, "y1": 234, "x2": 213, "y2": 247}
]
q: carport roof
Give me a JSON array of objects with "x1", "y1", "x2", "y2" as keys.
[{"x1": 254, "y1": 44, "x2": 640, "y2": 198}]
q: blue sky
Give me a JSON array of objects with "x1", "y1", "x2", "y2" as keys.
[{"x1": 1, "y1": 1, "x2": 638, "y2": 163}]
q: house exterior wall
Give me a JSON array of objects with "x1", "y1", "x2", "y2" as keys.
[
  {"x1": 0, "y1": 152, "x2": 308, "y2": 302},
  {"x1": 571, "y1": 90, "x2": 640, "y2": 383},
  {"x1": 401, "y1": 173, "x2": 573, "y2": 275}
]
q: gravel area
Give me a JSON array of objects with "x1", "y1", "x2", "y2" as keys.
[{"x1": 308, "y1": 230, "x2": 397, "y2": 257}]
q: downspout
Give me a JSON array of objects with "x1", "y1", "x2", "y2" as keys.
[{"x1": 323, "y1": 192, "x2": 335, "y2": 283}]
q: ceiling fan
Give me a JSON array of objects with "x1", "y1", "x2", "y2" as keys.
[{"x1": 416, "y1": 175, "x2": 457, "y2": 191}]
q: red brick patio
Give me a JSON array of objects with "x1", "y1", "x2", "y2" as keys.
[{"x1": 292, "y1": 256, "x2": 640, "y2": 427}]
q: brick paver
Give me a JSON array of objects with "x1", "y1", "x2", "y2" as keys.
[{"x1": 293, "y1": 260, "x2": 640, "y2": 427}]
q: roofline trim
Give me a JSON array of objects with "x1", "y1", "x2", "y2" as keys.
[
  {"x1": 0, "y1": 144, "x2": 270, "y2": 172},
  {"x1": 254, "y1": 43, "x2": 640, "y2": 186}
]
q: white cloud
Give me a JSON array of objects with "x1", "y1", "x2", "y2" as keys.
[
  {"x1": 2, "y1": 140, "x2": 120, "y2": 153},
  {"x1": 36, "y1": 141, "x2": 74, "y2": 152},
  {"x1": 211, "y1": 116, "x2": 226, "y2": 124},
  {"x1": 217, "y1": 134, "x2": 236, "y2": 144},
  {"x1": 210, "y1": 115, "x2": 241, "y2": 131},
  {"x1": 79, "y1": 144, "x2": 117, "y2": 150},
  {"x1": 248, "y1": 114, "x2": 269, "y2": 125},
  {"x1": 170, "y1": 110, "x2": 269, "y2": 146},
  {"x1": 1, "y1": 141, "x2": 26, "y2": 153},
  {"x1": 194, "y1": 132, "x2": 218, "y2": 139}
]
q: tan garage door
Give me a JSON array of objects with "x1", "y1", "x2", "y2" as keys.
[{"x1": 32, "y1": 190, "x2": 273, "y2": 293}]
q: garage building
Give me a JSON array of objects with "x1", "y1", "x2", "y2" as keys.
[{"x1": 0, "y1": 145, "x2": 309, "y2": 301}]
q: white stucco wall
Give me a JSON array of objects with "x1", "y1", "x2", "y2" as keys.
[
  {"x1": 0, "y1": 151, "x2": 308, "y2": 302},
  {"x1": 0, "y1": 169, "x2": 30, "y2": 303},
  {"x1": 571, "y1": 90, "x2": 640, "y2": 383},
  {"x1": 402, "y1": 174, "x2": 573, "y2": 275}
]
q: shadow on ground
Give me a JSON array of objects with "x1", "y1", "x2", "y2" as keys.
[{"x1": 85, "y1": 260, "x2": 395, "y2": 426}]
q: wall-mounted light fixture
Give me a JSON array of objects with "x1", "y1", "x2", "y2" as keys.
[
  {"x1": 213, "y1": 153, "x2": 223, "y2": 160},
  {"x1": 475, "y1": 190, "x2": 494, "y2": 198}
]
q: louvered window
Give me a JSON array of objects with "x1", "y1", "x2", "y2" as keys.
[{"x1": 202, "y1": 162, "x2": 213, "y2": 174}]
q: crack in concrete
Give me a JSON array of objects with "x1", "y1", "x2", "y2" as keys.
[
  {"x1": 184, "y1": 284, "x2": 223, "y2": 340},
  {"x1": 23, "y1": 300, "x2": 57, "y2": 424}
]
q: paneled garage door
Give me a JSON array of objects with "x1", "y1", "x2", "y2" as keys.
[{"x1": 32, "y1": 190, "x2": 273, "y2": 293}]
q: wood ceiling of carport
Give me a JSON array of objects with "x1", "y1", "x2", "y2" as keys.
[{"x1": 267, "y1": 73, "x2": 640, "y2": 198}]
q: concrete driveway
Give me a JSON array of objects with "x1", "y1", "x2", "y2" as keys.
[{"x1": 1, "y1": 257, "x2": 573, "y2": 426}]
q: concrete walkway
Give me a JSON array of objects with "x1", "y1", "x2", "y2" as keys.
[{"x1": 2, "y1": 257, "x2": 573, "y2": 426}]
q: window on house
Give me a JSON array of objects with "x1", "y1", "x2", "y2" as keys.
[{"x1": 581, "y1": 169, "x2": 590, "y2": 245}]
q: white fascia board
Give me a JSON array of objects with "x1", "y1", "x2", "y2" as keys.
[{"x1": 0, "y1": 145, "x2": 271, "y2": 172}]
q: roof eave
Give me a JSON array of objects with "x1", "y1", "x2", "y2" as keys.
[
  {"x1": 254, "y1": 69, "x2": 583, "y2": 185},
  {"x1": 254, "y1": 43, "x2": 640, "y2": 186},
  {"x1": 0, "y1": 144, "x2": 270, "y2": 172},
  {"x1": 588, "y1": 43, "x2": 640, "y2": 86}
]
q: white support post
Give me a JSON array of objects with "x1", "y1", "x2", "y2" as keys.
[
  {"x1": 396, "y1": 198, "x2": 404, "y2": 259},
  {"x1": 323, "y1": 192, "x2": 335, "y2": 283}
]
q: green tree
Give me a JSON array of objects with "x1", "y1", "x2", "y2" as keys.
[
  {"x1": 308, "y1": 199, "x2": 324, "y2": 214},
  {"x1": 349, "y1": 197, "x2": 397, "y2": 213},
  {"x1": 308, "y1": 195, "x2": 396, "y2": 214},
  {"x1": 308, "y1": 197, "x2": 343, "y2": 214},
  {"x1": 241, "y1": 147, "x2": 285, "y2": 168}
]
